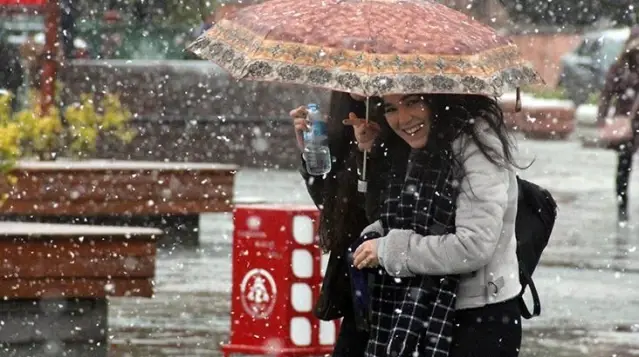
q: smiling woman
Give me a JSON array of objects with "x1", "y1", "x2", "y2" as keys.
[{"x1": 352, "y1": 92, "x2": 525, "y2": 357}]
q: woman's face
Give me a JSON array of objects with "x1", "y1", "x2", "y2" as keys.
[{"x1": 382, "y1": 94, "x2": 432, "y2": 149}]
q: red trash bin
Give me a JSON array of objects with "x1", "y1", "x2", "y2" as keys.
[{"x1": 221, "y1": 204, "x2": 339, "y2": 357}]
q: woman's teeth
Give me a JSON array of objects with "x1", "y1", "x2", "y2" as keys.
[{"x1": 403, "y1": 123, "x2": 424, "y2": 136}]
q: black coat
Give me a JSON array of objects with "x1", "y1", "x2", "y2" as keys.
[
  {"x1": 299, "y1": 153, "x2": 370, "y2": 357},
  {"x1": 299, "y1": 151, "x2": 368, "y2": 321}
]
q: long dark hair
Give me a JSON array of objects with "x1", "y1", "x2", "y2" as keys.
[
  {"x1": 431, "y1": 94, "x2": 518, "y2": 171},
  {"x1": 621, "y1": 27, "x2": 639, "y2": 70},
  {"x1": 316, "y1": 91, "x2": 363, "y2": 253},
  {"x1": 372, "y1": 93, "x2": 519, "y2": 172},
  {"x1": 316, "y1": 91, "x2": 409, "y2": 253},
  {"x1": 624, "y1": 48, "x2": 639, "y2": 70}
]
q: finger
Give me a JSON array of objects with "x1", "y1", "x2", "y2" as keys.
[
  {"x1": 293, "y1": 118, "x2": 310, "y2": 131},
  {"x1": 356, "y1": 256, "x2": 370, "y2": 270},
  {"x1": 342, "y1": 118, "x2": 361, "y2": 126},
  {"x1": 358, "y1": 122, "x2": 381, "y2": 134},
  {"x1": 344, "y1": 118, "x2": 381, "y2": 131},
  {"x1": 342, "y1": 112, "x2": 365, "y2": 126},
  {"x1": 353, "y1": 244, "x2": 365, "y2": 257},
  {"x1": 357, "y1": 126, "x2": 380, "y2": 141},
  {"x1": 352, "y1": 249, "x2": 366, "y2": 267},
  {"x1": 289, "y1": 106, "x2": 308, "y2": 119},
  {"x1": 354, "y1": 245, "x2": 372, "y2": 267},
  {"x1": 366, "y1": 121, "x2": 381, "y2": 131}
]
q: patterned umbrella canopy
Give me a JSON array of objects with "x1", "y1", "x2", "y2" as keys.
[
  {"x1": 187, "y1": 0, "x2": 542, "y2": 97},
  {"x1": 624, "y1": 26, "x2": 639, "y2": 52}
]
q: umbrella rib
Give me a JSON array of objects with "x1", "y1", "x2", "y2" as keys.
[
  {"x1": 362, "y1": 96, "x2": 370, "y2": 183},
  {"x1": 365, "y1": 0, "x2": 374, "y2": 78}
]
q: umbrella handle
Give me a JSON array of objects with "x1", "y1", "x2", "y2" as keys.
[{"x1": 358, "y1": 150, "x2": 367, "y2": 193}]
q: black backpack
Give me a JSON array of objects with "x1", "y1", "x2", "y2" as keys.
[{"x1": 515, "y1": 177, "x2": 558, "y2": 319}]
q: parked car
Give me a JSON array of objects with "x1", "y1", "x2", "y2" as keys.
[
  {"x1": 1, "y1": 13, "x2": 192, "y2": 61},
  {"x1": 557, "y1": 27, "x2": 630, "y2": 105},
  {"x1": 76, "y1": 21, "x2": 191, "y2": 60}
]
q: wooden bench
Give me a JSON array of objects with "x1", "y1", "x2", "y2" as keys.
[
  {"x1": 0, "y1": 222, "x2": 161, "y2": 357},
  {"x1": 0, "y1": 160, "x2": 238, "y2": 247}
]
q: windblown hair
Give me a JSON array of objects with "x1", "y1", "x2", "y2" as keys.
[{"x1": 370, "y1": 93, "x2": 520, "y2": 172}]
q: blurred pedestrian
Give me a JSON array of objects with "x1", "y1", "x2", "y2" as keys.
[{"x1": 597, "y1": 26, "x2": 639, "y2": 224}]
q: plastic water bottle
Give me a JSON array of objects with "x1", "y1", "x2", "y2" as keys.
[{"x1": 303, "y1": 103, "x2": 332, "y2": 176}]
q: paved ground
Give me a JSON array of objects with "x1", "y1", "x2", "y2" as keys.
[{"x1": 109, "y1": 244, "x2": 639, "y2": 357}]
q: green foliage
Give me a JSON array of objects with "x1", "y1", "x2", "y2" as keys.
[
  {"x1": 522, "y1": 85, "x2": 568, "y2": 100},
  {"x1": 586, "y1": 92, "x2": 601, "y2": 105},
  {"x1": 0, "y1": 88, "x2": 135, "y2": 166},
  {"x1": 73, "y1": 0, "x2": 219, "y2": 25}
]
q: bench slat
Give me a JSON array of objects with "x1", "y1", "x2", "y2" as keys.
[{"x1": 0, "y1": 278, "x2": 153, "y2": 298}]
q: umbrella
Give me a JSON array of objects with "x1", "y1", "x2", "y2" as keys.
[
  {"x1": 187, "y1": 0, "x2": 543, "y2": 190},
  {"x1": 187, "y1": 0, "x2": 541, "y2": 97}
]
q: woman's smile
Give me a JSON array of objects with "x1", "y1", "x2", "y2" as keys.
[{"x1": 402, "y1": 123, "x2": 426, "y2": 136}]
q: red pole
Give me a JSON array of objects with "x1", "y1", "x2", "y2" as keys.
[{"x1": 40, "y1": 0, "x2": 59, "y2": 115}]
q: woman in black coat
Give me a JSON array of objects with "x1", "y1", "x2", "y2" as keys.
[
  {"x1": 289, "y1": 91, "x2": 409, "y2": 356},
  {"x1": 597, "y1": 30, "x2": 639, "y2": 224}
]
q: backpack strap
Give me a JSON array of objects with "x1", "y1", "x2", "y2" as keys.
[{"x1": 518, "y1": 265, "x2": 541, "y2": 319}]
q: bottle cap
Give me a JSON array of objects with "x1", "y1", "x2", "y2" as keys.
[{"x1": 307, "y1": 103, "x2": 319, "y2": 111}]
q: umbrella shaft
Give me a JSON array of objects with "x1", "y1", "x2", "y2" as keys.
[{"x1": 362, "y1": 96, "x2": 370, "y2": 181}]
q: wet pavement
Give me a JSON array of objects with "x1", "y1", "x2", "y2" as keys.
[
  {"x1": 110, "y1": 135, "x2": 639, "y2": 356},
  {"x1": 515, "y1": 138, "x2": 639, "y2": 273}
]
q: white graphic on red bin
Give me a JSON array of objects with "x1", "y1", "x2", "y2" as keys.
[{"x1": 240, "y1": 268, "x2": 277, "y2": 319}]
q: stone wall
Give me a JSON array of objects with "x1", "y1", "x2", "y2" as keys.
[
  {"x1": 59, "y1": 60, "x2": 329, "y2": 169},
  {"x1": 510, "y1": 33, "x2": 582, "y2": 86}
]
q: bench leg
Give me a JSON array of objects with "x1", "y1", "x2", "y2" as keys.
[
  {"x1": 0, "y1": 298, "x2": 108, "y2": 357},
  {"x1": 153, "y1": 214, "x2": 201, "y2": 248}
]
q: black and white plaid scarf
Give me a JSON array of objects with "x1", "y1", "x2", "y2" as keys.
[{"x1": 365, "y1": 142, "x2": 461, "y2": 357}]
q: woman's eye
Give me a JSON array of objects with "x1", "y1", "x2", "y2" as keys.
[
  {"x1": 406, "y1": 99, "x2": 421, "y2": 107},
  {"x1": 384, "y1": 107, "x2": 396, "y2": 114}
]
